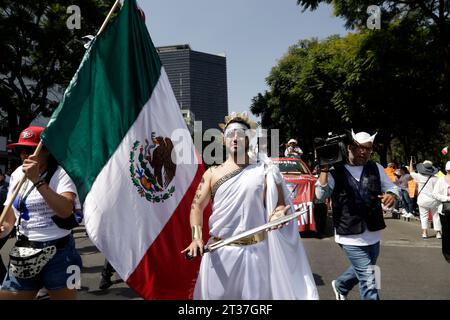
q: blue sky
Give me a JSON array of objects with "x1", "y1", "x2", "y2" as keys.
[{"x1": 138, "y1": 0, "x2": 347, "y2": 121}]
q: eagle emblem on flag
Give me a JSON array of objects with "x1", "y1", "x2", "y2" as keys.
[{"x1": 129, "y1": 133, "x2": 176, "y2": 203}]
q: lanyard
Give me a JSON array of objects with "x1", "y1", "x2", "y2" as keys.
[{"x1": 15, "y1": 171, "x2": 48, "y2": 236}]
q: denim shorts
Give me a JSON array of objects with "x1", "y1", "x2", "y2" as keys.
[{"x1": 1, "y1": 235, "x2": 82, "y2": 292}]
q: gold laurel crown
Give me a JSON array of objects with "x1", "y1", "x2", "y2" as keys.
[{"x1": 219, "y1": 111, "x2": 258, "y2": 130}]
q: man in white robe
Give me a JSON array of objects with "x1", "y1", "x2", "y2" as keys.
[{"x1": 182, "y1": 112, "x2": 318, "y2": 300}]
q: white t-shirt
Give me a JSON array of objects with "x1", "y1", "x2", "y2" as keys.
[
  {"x1": 317, "y1": 163, "x2": 398, "y2": 246},
  {"x1": 284, "y1": 146, "x2": 303, "y2": 157},
  {"x1": 6, "y1": 166, "x2": 78, "y2": 241}
]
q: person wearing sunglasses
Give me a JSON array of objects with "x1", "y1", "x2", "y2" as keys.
[
  {"x1": 181, "y1": 112, "x2": 318, "y2": 300},
  {"x1": 0, "y1": 126, "x2": 82, "y2": 299},
  {"x1": 316, "y1": 129, "x2": 399, "y2": 300}
]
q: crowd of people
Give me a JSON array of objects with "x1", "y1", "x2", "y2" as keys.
[
  {"x1": 383, "y1": 159, "x2": 450, "y2": 243},
  {"x1": 0, "y1": 118, "x2": 448, "y2": 300}
]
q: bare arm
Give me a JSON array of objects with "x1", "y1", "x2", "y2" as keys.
[
  {"x1": 189, "y1": 171, "x2": 211, "y2": 227},
  {"x1": 266, "y1": 182, "x2": 291, "y2": 230},
  {"x1": 181, "y1": 169, "x2": 212, "y2": 257},
  {"x1": 0, "y1": 206, "x2": 16, "y2": 238}
]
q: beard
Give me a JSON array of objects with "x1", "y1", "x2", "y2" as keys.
[{"x1": 349, "y1": 155, "x2": 369, "y2": 166}]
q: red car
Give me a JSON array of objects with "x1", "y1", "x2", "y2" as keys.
[{"x1": 272, "y1": 157, "x2": 318, "y2": 233}]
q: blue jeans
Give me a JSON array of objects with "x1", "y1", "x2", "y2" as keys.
[
  {"x1": 395, "y1": 190, "x2": 414, "y2": 213},
  {"x1": 335, "y1": 242, "x2": 380, "y2": 300}
]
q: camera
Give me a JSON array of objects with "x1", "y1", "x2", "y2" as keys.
[{"x1": 314, "y1": 131, "x2": 352, "y2": 166}]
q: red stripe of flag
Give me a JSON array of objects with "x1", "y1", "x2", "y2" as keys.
[{"x1": 127, "y1": 163, "x2": 211, "y2": 299}]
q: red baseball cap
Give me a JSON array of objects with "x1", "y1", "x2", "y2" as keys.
[{"x1": 7, "y1": 126, "x2": 44, "y2": 149}]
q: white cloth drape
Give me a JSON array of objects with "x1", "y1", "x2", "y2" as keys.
[{"x1": 194, "y1": 154, "x2": 318, "y2": 300}]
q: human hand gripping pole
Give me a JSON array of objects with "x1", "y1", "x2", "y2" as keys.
[
  {"x1": 0, "y1": 142, "x2": 44, "y2": 227},
  {"x1": 182, "y1": 206, "x2": 308, "y2": 260}
]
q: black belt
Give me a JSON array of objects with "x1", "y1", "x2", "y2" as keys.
[{"x1": 16, "y1": 234, "x2": 72, "y2": 249}]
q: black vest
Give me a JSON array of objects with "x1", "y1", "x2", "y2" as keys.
[{"x1": 330, "y1": 160, "x2": 386, "y2": 235}]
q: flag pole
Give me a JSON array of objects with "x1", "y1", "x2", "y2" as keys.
[
  {"x1": 97, "y1": 0, "x2": 122, "y2": 36},
  {"x1": 0, "y1": 1, "x2": 122, "y2": 227}
]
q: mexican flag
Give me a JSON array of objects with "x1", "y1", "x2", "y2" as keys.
[{"x1": 41, "y1": 0, "x2": 206, "y2": 299}]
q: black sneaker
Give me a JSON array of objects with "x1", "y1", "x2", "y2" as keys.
[{"x1": 99, "y1": 274, "x2": 113, "y2": 290}]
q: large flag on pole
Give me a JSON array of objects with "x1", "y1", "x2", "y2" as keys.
[{"x1": 41, "y1": 0, "x2": 206, "y2": 299}]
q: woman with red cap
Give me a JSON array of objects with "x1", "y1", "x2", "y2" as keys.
[{"x1": 0, "y1": 126, "x2": 82, "y2": 299}]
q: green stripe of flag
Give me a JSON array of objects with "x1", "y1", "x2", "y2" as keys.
[{"x1": 41, "y1": 0, "x2": 161, "y2": 203}]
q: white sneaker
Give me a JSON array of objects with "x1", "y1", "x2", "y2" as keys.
[
  {"x1": 436, "y1": 232, "x2": 442, "y2": 239},
  {"x1": 331, "y1": 280, "x2": 347, "y2": 300},
  {"x1": 405, "y1": 213, "x2": 414, "y2": 218}
]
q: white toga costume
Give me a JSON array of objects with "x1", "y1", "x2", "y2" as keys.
[{"x1": 194, "y1": 158, "x2": 318, "y2": 300}]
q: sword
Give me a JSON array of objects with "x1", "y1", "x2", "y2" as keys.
[{"x1": 185, "y1": 207, "x2": 308, "y2": 260}]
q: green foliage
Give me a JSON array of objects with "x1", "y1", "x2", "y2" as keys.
[
  {"x1": 0, "y1": 0, "x2": 116, "y2": 139},
  {"x1": 252, "y1": 35, "x2": 364, "y2": 161},
  {"x1": 251, "y1": 16, "x2": 448, "y2": 165},
  {"x1": 251, "y1": 1, "x2": 449, "y2": 165}
]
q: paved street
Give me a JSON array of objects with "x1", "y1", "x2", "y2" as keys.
[
  {"x1": 1, "y1": 215, "x2": 449, "y2": 300},
  {"x1": 302, "y1": 215, "x2": 450, "y2": 300}
]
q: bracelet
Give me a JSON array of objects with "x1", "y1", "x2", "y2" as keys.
[
  {"x1": 34, "y1": 179, "x2": 46, "y2": 189},
  {"x1": 191, "y1": 225, "x2": 202, "y2": 241}
]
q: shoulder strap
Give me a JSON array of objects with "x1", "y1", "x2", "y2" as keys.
[
  {"x1": 417, "y1": 175, "x2": 432, "y2": 196},
  {"x1": 211, "y1": 167, "x2": 245, "y2": 200}
]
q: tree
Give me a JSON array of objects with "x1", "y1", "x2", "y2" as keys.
[
  {"x1": 0, "y1": 0, "x2": 116, "y2": 140},
  {"x1": 296, "y1": 0, "x2": 450, "y2": 110},
  {"x1": 251, "y1": 20, "x2": 447, "y2": 165},
  {"x1": 252, "y1": 36, "x2": 362, "y2": 162}
]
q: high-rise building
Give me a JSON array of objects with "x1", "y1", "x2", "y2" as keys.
[{"x1": 157, "y1": 44, "x2": 228, "y2": 131}]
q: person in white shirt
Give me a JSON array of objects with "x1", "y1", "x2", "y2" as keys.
[
  {"x1": 315, "y1": 129, "x2": 399, "y2": 300},
  {"x1": 409, "y1": 160, "x2": 440, "y2": 239},
  {"x1": 284, "y1": 139, "x2": 303, "y2": 157},
  {"x1": 432, "y1": 160, "x2": 450, "y2": 261},
  {"x1": 0, "y1": 126, "x2": 82, "y2": 300}
]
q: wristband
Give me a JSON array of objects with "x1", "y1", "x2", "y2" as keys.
[
  {"x1": 191, "y1": 225, "x2": 202, "y2": 241},
  {"x1": 34, "y1": 179, "x2": 46, "y2": 189}
]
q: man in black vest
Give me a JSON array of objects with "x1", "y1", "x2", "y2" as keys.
[{"x1": 315, "y1": 130, "x2": 399, "y2": 300}]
